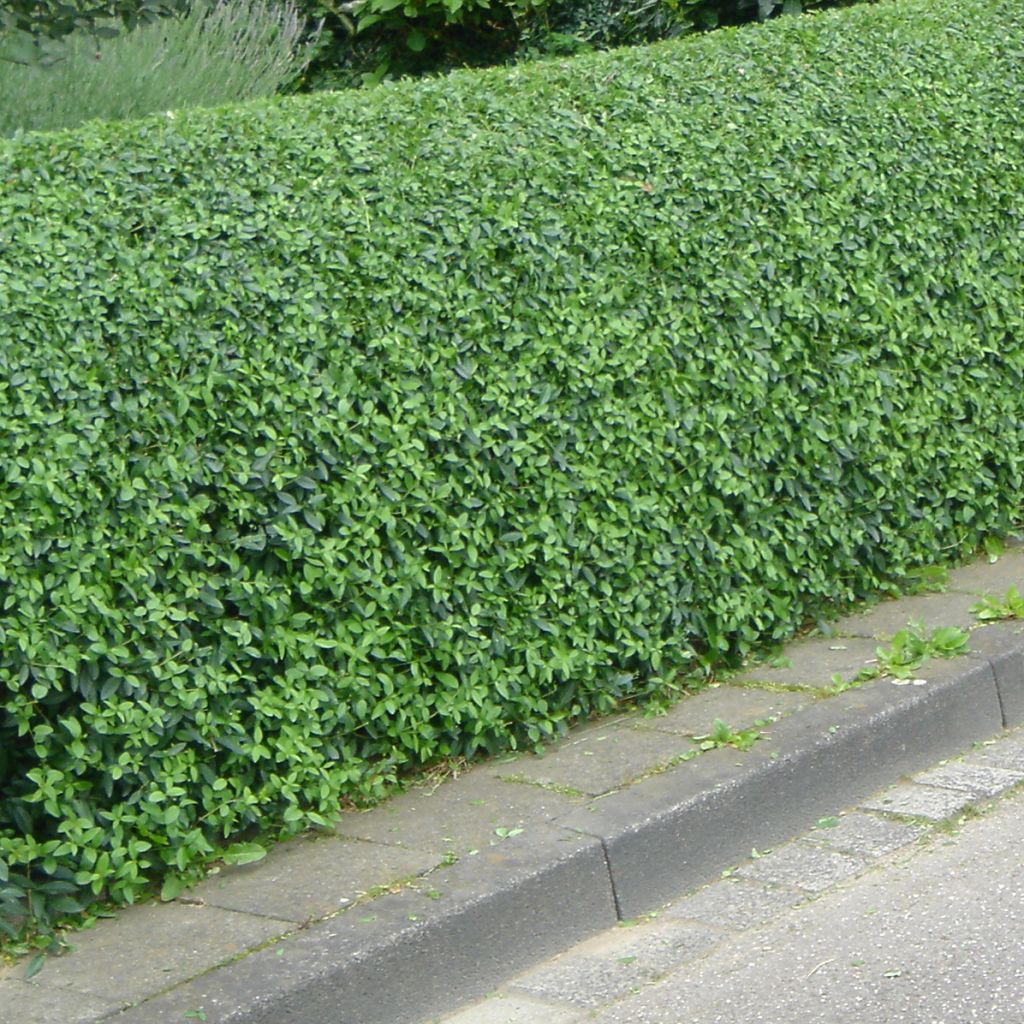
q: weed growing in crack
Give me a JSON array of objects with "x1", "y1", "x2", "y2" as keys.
[
  {"x1": 971, "y1": 586, "x2": 1024, "y2": 622},
  {"x1": 692, "y1": 719, "x2": 762, "y2": 752},
  {"x1": 834, "y1": 621, "x2": 970, "y2": 688}
]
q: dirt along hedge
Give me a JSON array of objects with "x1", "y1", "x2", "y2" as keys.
[{"x1": 1, "y1": 0, "x2": 1022, "y2": 937}]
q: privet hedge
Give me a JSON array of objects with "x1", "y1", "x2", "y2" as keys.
[{"x1": 1, "y1": 0, "x2": 1023, "y2": 931}]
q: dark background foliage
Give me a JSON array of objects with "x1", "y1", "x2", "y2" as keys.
[{"x1": 293, "y1": 0, "x2": 873, "y2": 91}]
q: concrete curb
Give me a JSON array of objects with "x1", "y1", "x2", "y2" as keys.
[
  {"x1": 561, "y1": 657, "x2": 1005, "y2": 917},
  {"x1": 105, "y1": 828, "x2": 616, "y2": 1024},
  {"x1": 6, "y1": 553, "x2": 1024, "y2": 1024}
]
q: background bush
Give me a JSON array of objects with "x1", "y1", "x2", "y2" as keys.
[
  {"x1": 295, "y1": 0, "x2": 869, "y2": 91},
  {"x1": 0, "y1": 0, "x2": 316, "y2": 136},
  {"x1": 1, "y1": 0, "x2": 1022, "y2": 939},
  {"x1": 515, "y1": 0, "x2": 687, "y2": 58}
]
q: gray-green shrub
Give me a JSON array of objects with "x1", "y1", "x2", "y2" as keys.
[{"x1": 0, "y1": 0, "x2": 315, "y2": 136}]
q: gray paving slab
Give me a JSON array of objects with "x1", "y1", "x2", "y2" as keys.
[
  {"x1": 561, "y1": 658, "x2": 1001, "y2": 917},
  {"x1": 801, "y1": 811, "x2": 926, "y2": 857},
  {"x1": 440, "y1": 993, "x2": 585, "y2": 1024},
  {"x1": 574, "y1": 920, "x2": 722, "y2": 975},
  {"x1": 22, "y1": 902, "x2": 289, "y2": 1008},
  {"x1": 334, "y1": 770, "x2": 584, "y2": 856},
  {"x1": 509, "y1": 953, "x2": 651, "y2": 1009},
  {"x1": 104, "y1": 827, "x2": 615, "y2": 1024},
  {"x1": 184, "y1": 834, "x2": 437, "y2": 923},
  {"x1": 861, "y1": 783, "x2": 974, "y2": 821},
  {"x1": 966, "y1": 619, "x2": 1024, "y2": 725},
  {"x1": 633, "y1": 685, "x2": 810, "y2": 735},
  {"x1": 968, "y1": 731, "x2": 1024, "y2": 771},
  {"x1": 946, "y1": 543, "x2": 1024, "y2": 594},
  {"x1": 660, "y1": 878, "x2": 807, "y2": 931},
  {"x1": 826, "y1": 589, "x2": 979, "y2": 639},
  {"x1": 913, "y1": 761, "x2": 1022, "y2": 798},
  {"x1": 492, "y1": 717, "x2": 694, "y2": 796},
  {"x1": 508, "y1": 922, "x2": 719, "y2": 1008},
  {"x1": 736, "y1": 842, "x2": 868, "y2": 893},
  {"x1": 0, "y1": 979, "x2": 122, "y2": 1024},
  {"x1": 732, "y1": 636, "x2": 881, "y2": 689}
]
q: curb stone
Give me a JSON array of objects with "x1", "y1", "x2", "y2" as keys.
[
  {"x1": 557, "y1": 656, "x2": 1002, "y2": 917},
  {"x1": 98, "y1": 828, "x2": 615, "y2": 1024},
  {"x1": 3, "y1": 551, "x2": 1023, "y2": 1024}
]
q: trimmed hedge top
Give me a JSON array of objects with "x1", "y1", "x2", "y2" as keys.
[{"x1": 1, "y1": 0, "x2": 1023, "y2": 928}]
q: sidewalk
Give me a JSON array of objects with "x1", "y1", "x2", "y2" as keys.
[{"x1": 3, "y1": 545, "x2": 1023, "y2": 1024}]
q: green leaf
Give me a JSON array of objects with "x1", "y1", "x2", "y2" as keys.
[
  {"x1": 25, "y1": 953, "x2": 46, "y2": 980},
  {"x1": 222, "y1": 843, "x2": 267, "y2": 867},
  {"x1": 0, "y1": 30, "x2": 42, "y2": 66},
  {"x1": 160, "y1": 874, "x2": 188, "y2": 902},
  {"x1": 983, "y1": 536, "x2": 1005, "y2": 563}
]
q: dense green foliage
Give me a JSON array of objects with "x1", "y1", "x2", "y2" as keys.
[
  {"x1": 0, "y1": 0, "x2": 314, "y2": 137},
  {"x1": 1, "y1": 0, "x2": 1022, "y2": 939},
  {"x1": 296, "y1": 0, "x2": 857, "y2": 91}
]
